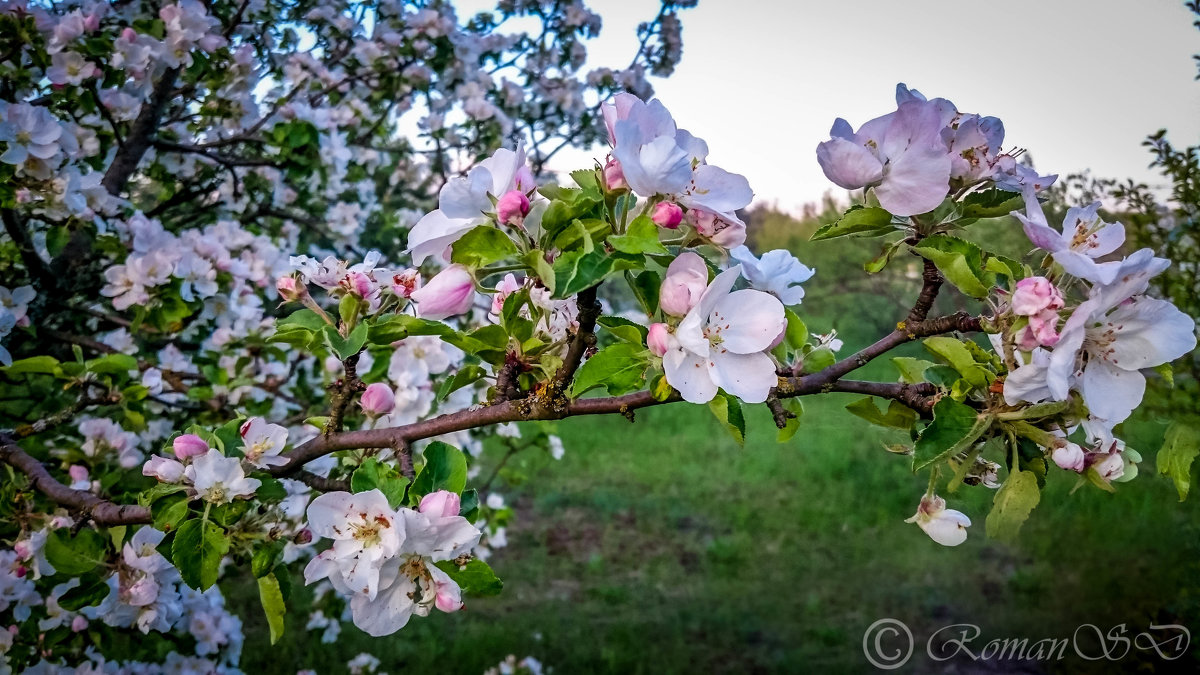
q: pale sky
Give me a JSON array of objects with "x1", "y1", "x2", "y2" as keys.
[{"x1": 542, "y1": 0, "x2": 1200, "y2": 213}]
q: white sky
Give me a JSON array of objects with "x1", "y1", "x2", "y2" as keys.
[{"x1": 541, "y1": 0, "x2": 1200, "y2": 213}]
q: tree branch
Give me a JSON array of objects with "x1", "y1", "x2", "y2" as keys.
[
  {"x1": 551, "y1": 285, "x2": 601, "y2": 393},
  {"x1": 0, "y1": 434, "x2": 151, "y2": 525}
]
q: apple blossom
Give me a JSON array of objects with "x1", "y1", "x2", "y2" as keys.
[
  {"x1": 184, "y1": 449, "x2": 261, "y2": 504},
  {"x1": 1010, "y1": 277, "x2": 1063, "y2": 316},
  {"x1": 1013, "y1": 189, "x2": 1126, "y2": 284},
  {"x1": 659, "y1": 251, "x2": 710, "y2": 317},
  {"x1": 905, "y1": 495, "x2": 971, "y2": 546},
  {"x1": 304, "y1": 490, "x2": 402, "y2": 600},
  {"x1": 816, "y1": 88, "x2": 953, "y2": 217},
  {"x1": 410, "y1": 265, "x2": 476, "y2": 320},
  {"x1": 729, "y1": 246, "x2": 815, "y2": 306},
  {"x1": 664, "y1": 267, "x2": 786, "y2": 404},
  {"x1": 407, "y1": 144, "x2": 536, "y2": 264},
  {"x1": 238, "y1": 418, "x2": 289, "y2": 469}
]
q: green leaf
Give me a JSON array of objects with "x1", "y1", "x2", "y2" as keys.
[
  {"x1": 434, "y1": 559, "x2": 503, "y2": 596},
  {"x1": 892, "y1": 357, "x2": 935, "y2": 384},
  {"x1": 845, "y1": 397, "x2": 919, "y2": 430},
  {"x1": 913, "y1": 398, "x2": 993, "y2": 471},
  {"x1": 251, "y1": 540, "x2": 284, "y2": 578},
  {"x1": 351, "y1": 458, "x2": 408, "y2": 508},
  {"x1": 368, "y1": 314, "x2": 455, "y2": 345},
  {"x1": 923, "y1": 337, "x2": 994, "y2": 388},
  {"x1": 776, "y1": 400, "x2": 804, "y2": 443},
  {"x1": 172, "y1": 519, "x2": 230, "y2": 590},
  {"x1": 86, "y1": 354, "x2": 138, "y2": 374},
  {"x1": 322, "y1": 322, "x2": 368, "y2": 360},
  {"x1": 540, "y1": 192, "x2": 601, "y2": 239},
  {"x1": 437, "y1": 365, "x2": 488, "y2": 401},
  {"x1": 960, "y1": 188, "x2": 1025, "y2": 220},
  {"x1": 554, "y1": 218, "x2": 610, "y2": 252},
  {"x1": 44, "y1": 529, "x2": 107, "y2": 575},
  {"x1": 596, "y1": 316, "x2": 648, "y2": 344},
  {"x1": 411, "y1": 442, "x2": 468, "y2": 497},
  {"x1": 811, "y1": 206, "x2": 895, "y2": 241},
  {"x1": 985, "y1": 469, "x2": 1041, "y2": 542},
  {"x1": 552, "y1": 249, "x2": 642, "y2": 299},
  {"x1": 523, "y1": 250, "x2": 556, "y2": 294},
  {"x1": 570, "y1": 168, "x2": 601, "y2": 194},
  {"x1": 1157, "y1": 422, "x2": 1200, "y2": 501},
  {"x1": 626, "y1": 270, "x2": 661, "y2": 316},
  {"x1": 609, "y1": 216, "x2": 668, "y2": 254},
  {"x1": 801, "y1": 346, "x2": 836, "y2": 373},
  {"x1": 257, "y1": 573, "x2": 287, "y2": 644},
  {"x1": 451, "y1": 226, "x2": 520, "y2": 268},
  {"x1": 911, "y1": 235, "x2": 992, "y2": 299},
  {"x1": 278, "y1": 308, "x2": 328, "y2": 331},
  {"x1": 570, "y1": 343, "x2": 649, "y2": 397},
  {"x1": 783, "y1": 309, "x2": 808, "y2": 351},
  {"x1": 708, "y1": 391, "x2": 746, "y2": 446},
  {"x1": 2, "y1": 355, "x2": 59, "y2": 374},
  {"x1": 57, "y1": 573, "x2": 111, "y2": 611},
  {"x1": 152, "y1": 493, "x2": 191, "y2": 532},
  {"x1": 459, "y1": 488, "x2": 480, "y2": 523},
  {"x1": 865, "y1": 239, "x2": 907, "y2": 273},
  {"x1": 338, "y1": 294, "x2": 361, "y2": 327}
]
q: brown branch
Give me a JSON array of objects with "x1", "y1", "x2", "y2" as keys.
[
  {"x1": 907, "y1": 258, "x2": 943, "y2": 323},
  {"x1": 2, "y1": 310, "x2": 984, "y2": 523},
  {"x1": 0, "y1": 434, "x2": 151, "y2": 525},
  {"x1": 101, "y1": 68, "x2": 180, "y2": 195},
  {"x1": 551, "y1": 285, "x2": 601, "y2": 393}
]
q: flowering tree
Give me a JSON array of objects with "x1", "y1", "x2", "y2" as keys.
[{"x1": 0, "y1": 1, "x2": 1196, "y2": 671}]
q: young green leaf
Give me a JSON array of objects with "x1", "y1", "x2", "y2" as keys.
[
  {"x1": 570, "y1": 343, "x2": 650, "y2": 397},
  {"x1": 810, "y1": 206, "x2": 895, "y2": 241},
  {"x1": 708, "y1": 391, "x2": 746, "y2": 446},
  {"x1": 913, "y1": 397, "x2": 993, "y2": 471},
  {"x1": 257, "y1": 572, "x2": 287, "y2": 644},
  {"x1": 1157, "y1": 422, "x2": 1200, "y2": 502},
  {"x1": 985, "y1": 469, "x2": 1041, "y2": 542},
  {"x1": 172, "y1": 519, "x2": 230, "y2": 590},
  {"x1": 411, "y1": 442, "x2": 468, "y2": 497},
  {"x1": 451, "y1": 225, "x2": 520, "y2": 268}
]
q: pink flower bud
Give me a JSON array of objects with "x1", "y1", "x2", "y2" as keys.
[
  {"x1": 435, "y1": 582, "x2": 463, "y2": 613},
  {"x1": 1052, "y1": 442, "x2": 1086, "y2": 472},
  {"x1": 651, "y1": 202, "x2": 683, "y2": 229},
  {"x1": 173, "y1": 434, "x2": 209, "y2": 459},
  {"x1": 68, "y1": 465, "x2": 89, "y2": 484},
  {"x1": 12, "y1": 541, "x2": 32, "y2": 560},
  {"x1": 1090, "y1": 450, "x2": 1126, "y2": 481},
  {"x1": 1014, "y1": 309, "x2": 1061, "y2": 350},
  {"x1": 1011, "y1": 276, "x2": 1064, "y2": 316},
  {"x1": 391, "y1": 269, "x2": 421, "y2": 298},
  {"x1": 410, "y1": 264, "x2": 476, "y2": 320},
  {"x1": 496, "y1": 190, "x2": 530, "y2": 226},
  {"x1": 419, "y1": 490, "x2": 461, "y2": 518},
  {"x1": 83, "y1": 13, "x2": 100, "y2": 32},
  {"x1": 659, "y1": 252, "x2": 709, "y2": 317},
  {"x1": 647, "y1": 323, "x2": 671, "y2": 357},
  {"x1": 604, "y1": 158, "x2": 627, "y2": 191},
  {"x1": 359, "y1": 383, "x2": 395, "y2": 417},
  {"x1": 71, "y1": 616, "x2": 89, "y2": 632},
  {"x1": 121, "y1": 27, "x2": 138, "y2": 42},
  {"x1": 276, "y1": 276, "x2": 302, "y2": 302}
]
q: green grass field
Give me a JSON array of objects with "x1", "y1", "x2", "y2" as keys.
[{"x1": 232, "y1": 394, "x2": 1199, "y2": 674}]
